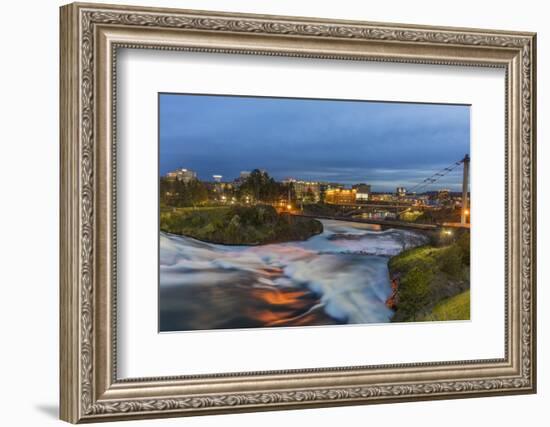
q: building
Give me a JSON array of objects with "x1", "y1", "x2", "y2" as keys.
[
  {"x1": 211, "y1": 176, "x2": 233, "y2": 195},
  {"x1": 233, "y1": 171, "x2": 251, "y2": 188},
  {"x1": 396, "y1": 187, "x2": 407, "y2": 198},
  {"x1": 325, "y1": 188, "x2": 356, "y2": 205},
  {"x1": 412, "y1": 194, "x2": 429, "y2": 206},
  {"x1": 216, "y1": 182, "x2": 235, "y2": 202},
  {"x1": 282, "y1": 178, "x2": 296, "y2": 186},
  {"x1": 435, "y1": 189, "x2": 453, "y2": 207},
  {"x1": 352, "y1": 183, "x2": 371, "y2": 202},
  {"x1": 219, "y1": 182, "x2": 234, "y2": 191},
  {"x1": 319, "y1": 182, "x2": 345, "y2": 202},
  {"x1": 370, "y1": 193, "x2": 394, "y2": 202},
  {"x1": 293, "y1": 180, "x2": 321, "y2": 202},
  {"x1": 437, "y1": 189, "x2": 451, "y2": 201},
  {"x1": 283, "y1": 179, "x2": 322, "y2": 203},
  {"x1": 165, "y1": 168, "x2": 197, "y2": 183}
]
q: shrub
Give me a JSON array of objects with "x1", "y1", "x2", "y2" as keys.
[
  {"x1": 160, "y1": 205, "x2": 323, "y2": 245},
  {"x1": 438, "y1": 244, "x2": 463, "y2": 277},
  {"x1": 398, "y1": 266, "x2": 433, "y2": 321},
  {"x1": 456, "y1": 231, "x2": 470, "y2": 266}
]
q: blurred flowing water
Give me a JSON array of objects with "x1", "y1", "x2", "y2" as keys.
[{"x1": 159, "y1": 219, "x2": 427, "y2": 332}]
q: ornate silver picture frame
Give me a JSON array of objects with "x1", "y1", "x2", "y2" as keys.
[{"x1": 60, "y1": 2, "x2": 536, "y2": 423}]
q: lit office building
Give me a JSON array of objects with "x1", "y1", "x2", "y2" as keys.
[
  {"x1": 319, "y1": 182, "x2": 344, "y2": 202},
  {"x1": 370, "y1": 193, "x2": 393, "y2": 202},
  {"x1": 165, "y1": 168, "x2": 197, "y2": 183},
  {"x1": 353, "y1": 183, "x2": 371, "y2": 202},
  {"x1": 293, "y1": 180, "x2": 321, "y2": 202},
  {"x1": 325, "y1": 188, "x2": 357, "y2": 205}
]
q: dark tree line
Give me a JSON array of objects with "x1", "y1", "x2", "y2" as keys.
[
  {"x1": 160, "y1": 177, "x2": 209, "y2": 207},
  {"x1": 160, "y1": 169, "x2": 295, "y2": 208},
  {"x1": 237, "y1": 169, "x2": 290, "y2": 203}
]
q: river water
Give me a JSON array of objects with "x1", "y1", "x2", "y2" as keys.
[{"x1": 159, "y1": 219, "x2": 427, "y2": 332}]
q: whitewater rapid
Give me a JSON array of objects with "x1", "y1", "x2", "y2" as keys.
[{"x1": 159, "y1": 219, "x2": 427, "y2": 332}]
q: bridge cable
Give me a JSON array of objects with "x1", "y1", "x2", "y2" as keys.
[{"x1": 406, "y1": 159, "x2": 464, "y2": 194}]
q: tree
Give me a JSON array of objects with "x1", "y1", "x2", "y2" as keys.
[
  {"x1": 159, "y1": 177, "x2": 174, "y2": 206},
  {"x1": 159, "y1": 177, "x2": 209, "y2": 207},
  {"x1": 303, "y1": 188, "x2": 316, "y2": 203},
  {"x1": 237, "y1": 169, "x2": 283, "y2": 204},
  {"x1": 279, "y1": 182, "x2": 296, "y2": 204},
  {"x1": 186, "y1": 179, "x2": 208, "y2": 207}
]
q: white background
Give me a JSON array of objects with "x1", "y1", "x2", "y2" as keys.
[
  {"x1": 118, "y1": 49, "x2": 504, "y2": 377},
  {"x1": 0, "y1": 0, "x2": 546, "y2": 426}
]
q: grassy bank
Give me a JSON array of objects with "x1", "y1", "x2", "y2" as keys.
[
  {"x1": 421, "y1": 290, "x2": 470, "y2": 321},
  {"x1": 388, "y1": 230, "x2": 470, "y2": 322},
  {"x1": 160, "y1": 205, "x2": 323, "y2": 245}
]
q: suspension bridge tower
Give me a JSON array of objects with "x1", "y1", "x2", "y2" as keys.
[{"x1": 461, "y1": 154, "x2": 470, "y2": 225}]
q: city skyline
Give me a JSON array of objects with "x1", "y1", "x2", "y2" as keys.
[
  {"x1": 163, "y1": 166, "x2": 467, "y2": 196},
  {"x1": 160, "y1": 93, "x2": 470, "y2": 192}
]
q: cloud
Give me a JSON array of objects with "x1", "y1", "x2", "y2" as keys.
[{"x1": 160, "y1": 94, "x2": 470, "y2": 192}]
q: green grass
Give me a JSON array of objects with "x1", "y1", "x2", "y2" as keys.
[
  {"x1": 388, "y1": 245, "x2": 439, "y2": 273},
  {"x1": 422, "y1": 290, "x2": 470, "y2": 321},
  {"x1": 389, "y1": 235, "x2": 470, "y2": 322}
]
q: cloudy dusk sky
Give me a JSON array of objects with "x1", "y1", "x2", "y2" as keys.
[{"x1": 159, "y1": 93, "x2": 470, "y2": 192}]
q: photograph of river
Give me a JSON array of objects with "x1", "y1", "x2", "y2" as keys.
[{"x1": 159, "y1": 93, "x2": 471, "y2": 332}]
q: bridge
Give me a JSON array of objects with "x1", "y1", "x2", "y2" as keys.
[
  {"x1": 292, "y1": 154, "x2": 470, "y2": 231},
  {"x1": 335, "y1": 203, "x2": 433, "y2": 218},
  {"x1": 293, "y1": 213, "x2": 440, "y2": 231},
  {"x1": 405, "y1": 153, "x2": 470, "y2": 225}
]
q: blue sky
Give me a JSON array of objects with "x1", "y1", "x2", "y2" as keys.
[{"x1": 159, "y1": 93, "x2": 470, "y2": 192}]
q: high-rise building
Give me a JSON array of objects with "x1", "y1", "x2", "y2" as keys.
[
  {"x1": 233, "y1": 171, "x2": 251, "y2": 188},
  {"x1": 212, "y1": 175, "x2": 222, "y2": 183},
  {"x1": 165, "y1": 168, "x2": 197, "y2": 183}
]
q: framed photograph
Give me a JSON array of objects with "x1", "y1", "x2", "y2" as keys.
[{"x1": 60, "y1": 2, "x2": 537, "y2": 423}]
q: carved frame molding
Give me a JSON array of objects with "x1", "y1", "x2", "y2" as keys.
[{"x1": 60, "y1": 2, "x2": 536, "y2": 423}]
